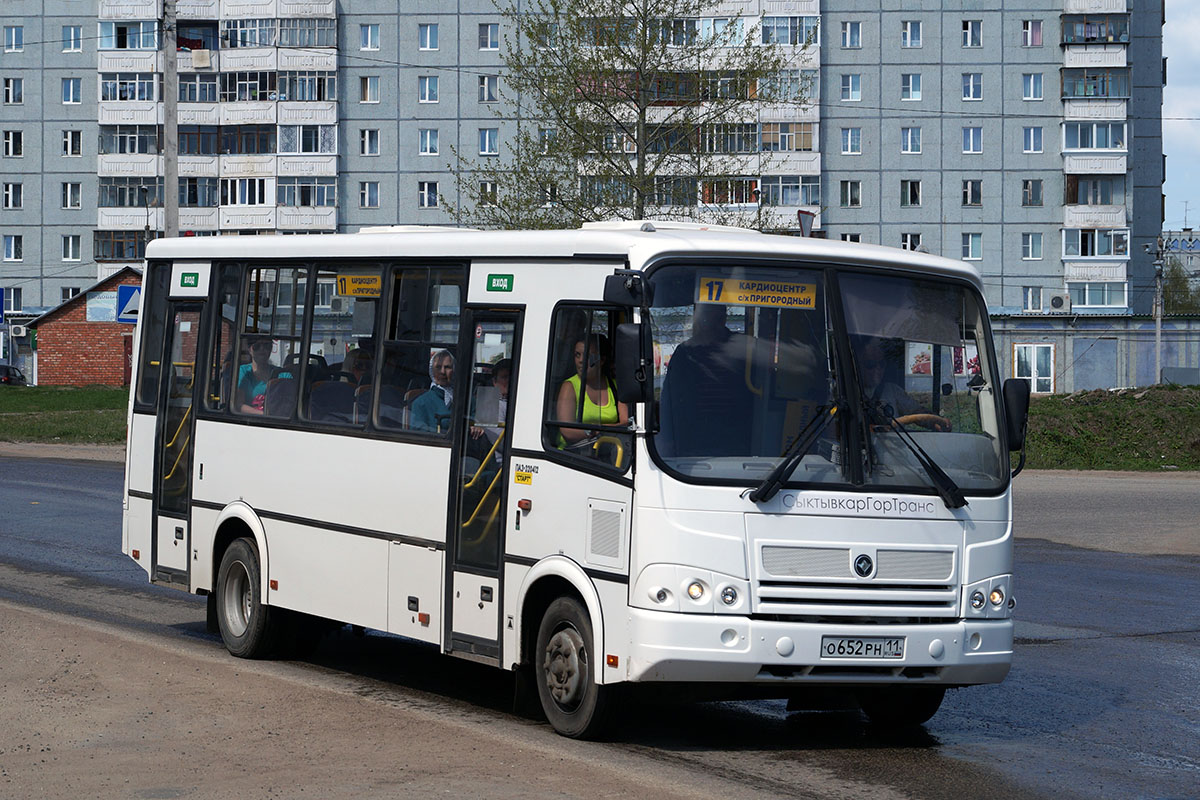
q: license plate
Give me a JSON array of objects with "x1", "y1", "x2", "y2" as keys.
[{"x1": 820, "y1": 636, "x2": 905, "y2": 659}]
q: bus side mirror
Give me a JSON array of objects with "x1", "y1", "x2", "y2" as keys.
[
  {"x1": 603, "y1": 272, "x2": 652, "y2": 307},
  {"x1": 1003, "y1": 378, "x2": 1031, "y2": 450},
  {"x1": 613, "y1": 322, "x2": 648, "y2": 405}
]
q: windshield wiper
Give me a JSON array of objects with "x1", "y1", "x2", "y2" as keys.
[
  {"x1": 748, "y1": 405, "x2": 839, "y2": 504},
  {"x1": 866, "y1": 401, "x2": 967, "y2": 509}
]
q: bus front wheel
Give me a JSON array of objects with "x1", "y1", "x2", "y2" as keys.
[
  {"x1": 535, "y1": 597, "x2": 610, "y2": 739},
  {"x1": 856, "y1": 686, "x2": 946, "y2": 727},
  {"x1": 216, "y1": 538, "x2": 279, "y2": 659}
]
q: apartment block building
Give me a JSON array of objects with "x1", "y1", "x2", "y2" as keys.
[{"x1": 0, "y1": 1, "x2": 1172, "y2": 388}]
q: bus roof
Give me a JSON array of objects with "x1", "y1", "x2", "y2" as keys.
[{"x1": 144, "y1": 223, "x2": 984, "y2": 292}]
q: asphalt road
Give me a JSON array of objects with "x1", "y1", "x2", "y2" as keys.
[{"x1": 0, "y1": 456, "x2": 1196, "y2": 799}]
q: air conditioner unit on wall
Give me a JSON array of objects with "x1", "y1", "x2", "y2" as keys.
[
  {"x1": 8, "y1": 324, "x2": 27, "y2": 338},
  {"x1": 1046, "y1": 293, "x2": 1072, "y2": 313}
]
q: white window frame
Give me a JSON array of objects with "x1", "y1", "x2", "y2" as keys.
[
  {"x1": 63, "y1": 25, "x2": 83, "y2": 52},
  {"x1": 61, "y1": 285, "x2": 82, "y2": 300},
  {"x1": 418, "y1": 23, "x2": 438, "y2": 51},
  {"x1": 901, "y1": 20, "x2": 921, "y2": 48},
  {"x1": 900, "y1": 179, "x2": 921, "y2": 207},
  {"x1": 1022, "y1": 233, "x2": 1043, "y2": 260},
  {"x1": 1022, "y1": 286, "x2": 1043, "y2": 312},
  {"x1": 1023, "y1": 73, "x2": 1043, "y2": 101},
  {"x1": 418, "y1": 181, "x2": 438, "y2": 209},
  {"x1": 3, "y1": 286, "x2": 22, "y2": 311},
  {"x1": 841, "y1": 233, "x2": 862, "y2": 243},
  {"x1": 359, "y1": 181, "x2": 379, "y2": 209},
  {"x1": 1014, "y1": 343, "x2": 1054, "y2": 394},
  {"x1": 1062, "y1": 228, "x2": 1130, "y2": 259},
  {"x1": 962, "y1": 19, "x2": 982, "y2": 48},
  {"x1": 479, "y1": 23, "x2": 500, "y2": 50},
  {"x1": 841, "y1": 21, "x2": 861, "y2": 49},
  {"x1": 961, "y1": 232, "x2": 982, "y2": 260},
  {"x1": 2, "y1": 182, "x2": 22, "y2": 209},
  {"x1": 901, "y1": 126, "x2": 921, "y2": 154},
  {"x1": 1022, "y1": 20, "x2": 1043, "y2": 48},
  {"x1": 5, "y1": 25, "x2": 24, "y2": 52},
  {"x1": 3, "y1": 234, "x2": 22, "y2": 261},
  {"x1": 62, "y1": 235, "x2": 81, "y2": 262},
  {"x1": 62, "y1": 182, "x2": 81, "y2": 209},
  {"x1": 62, "y1": 77, "x2": 82, "y2": 105},
  {"x1": 1068, "y1": 281, "x2": 1128, "y2": 309},
  {"x1": 419, "y1": 128, "x2": 438, "y2": 156},
  {"x1": 901, "y1": 73, "x2": 921, "y2": 101},
  {"x1": 901, "y1": 232, "x2": 922, "y2": 251},
  {"x1": 418, "y1": 76, "x2": 438, "y2": 103},
  {"x1": 2, "y1": 130, "x2": 21, "y2": 157},
  {"x1": 1023, "y1": 179, "x2": 1044, "y2": 207},
  {"x1": 3, "y1": 78, "x2": 23, "y2": 105},
  {"x1": 479, "y1": 128, "x2": 499, "y2": 156},
  {"x1": 840, "y1": 74, "x2": 861, "y2": 101},
  {"x1": 841, "y1": 127, "x2": 861, "y2": 155},
  {"x1": 360, "y1": 24, "x2": 379, "y2": 51},
  {"x1": 962, "y1": 73, "x2": 982, "y2": 101},
  {"x1": 359, "y1": 76, "x2": 379, "y2": 104},
  {"x1": 962, "y1": 179, "x2": 982, "y2": 207},
  {"x1": 963, "y1": 126, "x2": 983, "y2": 154},
  {"x1": 359, "y1": 128, "x2": 379, "y2": 156},
  {"x1": 63, "y1": 130, "x2": 82, "y2": 157},
  {"x1": 479, "y1": 75, "x2": 499, "y2": 103},
  {"x1": 1023, "y1": 126, "x2": 1043, "y2": 154}
]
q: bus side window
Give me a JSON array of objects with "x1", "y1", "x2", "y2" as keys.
[
  {"x1": 234, "y1": 266, "x2": 307, "y2": 419},
  {"x1": 204, "y1": 264, "x2": 240, "y2": 412},
  {"x1": 134, "y1": 263, "x2": 172, "y2": 409}
]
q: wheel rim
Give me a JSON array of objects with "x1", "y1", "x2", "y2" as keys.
[
  {"x1": 222, "y1": 559, "x2": 252, "y2": 637},
  {"x1": 543, "y1": 624, "x2": 587, "y2": 712}
]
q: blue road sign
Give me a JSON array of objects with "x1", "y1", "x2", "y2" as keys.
[{"x1": 117, "y1": 285, "x2": 141, "y2": 324}]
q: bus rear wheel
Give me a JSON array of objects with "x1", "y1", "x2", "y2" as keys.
[
  {"x1": 535, "y1": 597, "x2": 610, "y2": 739},
  {"x1": 216, "y1": 538, "x2": 279, "y2": 659},
  {"x1": 856, "y1": 686, "x2": 946, "y2": 727}
]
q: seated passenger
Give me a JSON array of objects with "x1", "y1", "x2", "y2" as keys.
[
  {"x1": 860, "y1": 339, "x2": 951, "y2": 431},
  {"x1": 341, "y1": 347, "x2": 374, "y2": 385},
  {"x1": 238, "y1": 336, "x2": 274, "y2": 415},
  {"x1": 556, "y1": 334, "x2": 629, "y2": 448},
  {"x1": 409, "y1": 349, "x2": 456, "y2": 433}
]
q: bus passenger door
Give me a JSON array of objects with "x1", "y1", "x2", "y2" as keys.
[
  {"x1": 446, "y1": 310, "x2": 521, "y2": 664},
  {"x1": 151, "y1": 303, "x2": 202, "y2": 581}
]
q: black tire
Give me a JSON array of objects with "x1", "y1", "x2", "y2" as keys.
[
  {"x1": 534, "y1": 597, "x2": 610, "y2": 739},
  {"x1": 215, "y1": 538, "x2": 279, "y2": 659},
  {"x1": 856, "y1": 686, "x2": 946, "y2": 727}
]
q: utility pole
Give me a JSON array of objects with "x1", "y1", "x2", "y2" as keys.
[
  {"x1": 1154, "y1": 250, "x2": 1163, "y2": 385},
  {"x1": 163, "y1": 0, "x2": 178, "y2": 238}
]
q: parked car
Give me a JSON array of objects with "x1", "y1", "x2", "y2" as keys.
[{"x1": 0, "y1": 364, "x2": 28, "y2": 385}]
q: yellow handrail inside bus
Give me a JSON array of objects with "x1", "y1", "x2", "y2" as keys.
[
  {"x1": 744, "y1": 335, "x2": 762, "y2": 396},
  {"x1": 164, "y1": 405, "x2": 192, "y2": 449},
  {"x1": 462, "y1": 469, "x2": 503, "y2": 528},
  {"x1": 593, "y1": 435, "x2": 624, "y2": 468},
  {"x1": 464, "y1": 429, "x2": 505, "y2": 489},
  {"x1": 163, "y1": 433, "x2": 190, "y2": 482}
]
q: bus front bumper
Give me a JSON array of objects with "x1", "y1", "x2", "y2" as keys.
[{"x1": 624, "y1": 608, "x2": 1012, "y2": 686}]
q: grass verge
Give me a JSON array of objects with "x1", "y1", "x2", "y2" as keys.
[{"x1": 0, "y1": 386, "x2": 128, "y2": 444}]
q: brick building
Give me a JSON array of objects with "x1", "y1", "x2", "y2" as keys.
[{"x1": 28, "y1": 267, "x2": 142, "y2": 386}]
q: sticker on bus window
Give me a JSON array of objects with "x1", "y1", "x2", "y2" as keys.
[
  {"x1": 697, "y1": 276, "x2": 816, "y2": 309},
  {"x1": 336, "y1": 274, "x2": 382, "y2": 297}
]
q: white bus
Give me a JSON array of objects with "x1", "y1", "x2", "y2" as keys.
[{"x1": 123, "y1": 222, "x2": 1030, "y2": 738}]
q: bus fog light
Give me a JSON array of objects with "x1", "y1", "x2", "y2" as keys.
[
  {"x1": 989, "y1": 588, "x2": 1005, "y2": 607},
  {"x1": 970, "y1": 590, "x2": 985, "y2": 609},
  {"x1": 686, "y1": 581, "x2": 704, "y2": 601},
  {"x1": 720, "y1": 586, "x2": 738, "y2": 606},
  {"x1": 651, "y1": 588, "x2": 670, "y2": 604}
]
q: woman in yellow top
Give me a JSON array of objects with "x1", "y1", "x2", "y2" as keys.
[{"x1": 556, "y1": 334, "x2": 629, "y2": 448}]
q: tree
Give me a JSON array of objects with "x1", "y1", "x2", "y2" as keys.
[
  {"x1": 445, "y1": 0, "x2": 814, "y2": 230},
  {"x1": 1163, "y1": 255, "x2": 1200, "y2": 315}
]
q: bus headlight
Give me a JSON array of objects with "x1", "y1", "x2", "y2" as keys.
[
  {"x1": 686, "y1": 581, "x2": 705, "y2": 601},
  {"x1": 720, "y1": 586, "x2": 738, "y2": 606},
  {"x1": 970, "y1": 590, "x2": 986, "y2": 609},
  {"x1": 989, "y1": 587, "x2": 1005, "y2": 607}
]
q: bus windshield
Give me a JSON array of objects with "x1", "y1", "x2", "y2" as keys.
[{"x1": 648, "y1": 263, "x2": 1006, "y2": 495}]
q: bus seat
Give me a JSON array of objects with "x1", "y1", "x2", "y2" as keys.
[
  {"x1": 377, "y1": 384, "x2": 406, "y2": 427},
  {"x1": 353, "y1": 384, "x2": 373, "y2": 423},
  {"x1": 264, "y1": 377, "x2": 297, "y2": 417},
  {"x1": 309, "y1": 380, "x2": 355, "y2": 423}
]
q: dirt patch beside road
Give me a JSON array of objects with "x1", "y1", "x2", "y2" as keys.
[{"x1": 0, "y1": 442, "x2": 124, "y2": 463}]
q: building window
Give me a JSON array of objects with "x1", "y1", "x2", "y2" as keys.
[
  {"x1": 62, "y1": 182, "x2": 81, "y2": 209},
  {"x1": 1014, "y1": 344, "x2": 1053, "y2": 393},
  {"x1": 841, "y1": 127, "x2": 861, "y2": 155},
  {"x1": 277, "y1": 70, "x2": 336, "y2": 102},
  {"x1": 841, "y1": 233, "x2": 861, "y2": 243},
  {"x1": 1023, "y1": 73, "x2": 1043, "y2": 101},
  {"x1": 63, "y1": 130, "x2": 82, "y2": 156},
  {"x1": 962, "y1": 179, "x2": 982, "y2": 207},
  {"x1": 103, "y1": 72, "x2": 158, "y2": 102},
  {"x1": 359, "y1": 76, "x2": 379, "y2": 103},
  {"x1": 3, "y1": 182, "x2": 22, "y2": 209},
  {"x1": 360, "y1": 129, "x2": 379, "y2": 156},
  {"x1": 276, "y1": 177, "x2": 336, "y2": 207},
  {"x1": 962, "y1": 126, "x2": 983, "y2": 154},
  {"x1": 62, "y1": 26, "x2": 83, "y2": 52},
  {"x1": 418, "y1": 76, "x2": 438, "y2": 103},
  {"x1": 839, "y1": 180, "x2": 861, "y2": 208},
  {"x1": 278, "y1": 19, "x2": 337, "y2": 48},
  {"x1": 962, "y1": 19, "x2": 982, "y2": 48},
  {"x1": 1022, "y1": 179, "x2": 1044, "y2": 207},
  {"x1": 479, "y1": 23, "x2": 500, "y2": 50},
  {"x1": 1022, "y1": 233, "x2": 1043, "y2": 260},
  {"x1": 179, "y1": 73, "x2": 218, "y2": 103},
  {"x1": 1022, "y1": 20, "x2": 1043, "y2": 47},
  {"x1": 961, "y1": 232, "x2": 982, "y2": 260},
  {"x1": 1022, "y1": 286, "x2": 1042, "y2": 311},
  {"x1": 179, "y1": 177, "x2": 219, "y2": 207},
  {"x1": 360, "y1": 23, "x2": 379, "y2": 51},
  {"x1": 98, "y1": 177, "x2": 163, "y2": 208},
  {"x1": 419, "y1": 128, "x2": 439, "y2": 155},
  {"x1": 2, "y1": 130, "x2": 21, "y2": 157},
  {"x1": 3, "y1": 287, "x2": 22, "y2": 311},
  {"x1": 5, "y1": 26, "x2": 24, "y2": 52},
  {"x1": 757, "y1": 175, "x2": 819, "y2": 206},
  {"x1": 962, "y1": 73, "x2": 982, "y2": 101},
  {"x1": 1062, "y1": 68, "x2": 1131, "y2": 99},
  {"x1": 62, "y1": 285, "x2": 81, "y2": 300},
  {"x1": 479, "y1": 75, "x2": 499, "y2": 103},
  {"x1": 1063, "y1": 229, "x2": 1129, "y2": 258},
  {"x1": 761, "y1": 16, "x2": 820, "y2": 46},
  {"x1": 900, "y1": 179, "x2": 921, "y2": 207},
  {"x1": 1068, "y1": 176, "x2": 1122, "y2": 206},
  {"x1": 1064, "y1": 121, "x2": 1127, "y2": 151},
  {"x1": 99, "y1": 21, "x2": 158, "y2": 50},
  {"x1": 62, "y1": 236, "x2": 81, "y2": 262},
  {"x1": 220, "y1": 178, "x2": 270, "y2": 206},
  {"x1": 359, "y1": 181, "x2": 379, "y2": 208},
  {"x1": 840, "y1": 74, "x2": 861, "y2": 101},
  {"x1": 3, "y1": 234, "x2": 21, "y2": 261},
  {"x1": 278, "y1": 124, "x2": 337, "y2": 155},
  {"x1": 901, "y1": 20, "x2": 921, "y2": 48},
  {"x1": 177, "y1": 126, "x2": 216, "y2": 155},
  {"x1": 418, "y1": 23, "x2": 438, "y2": 51},
  {"x1": 479, "y1": 128, "x2": 499, "y2": 156},
  {"x1": 3, "y1": 78, "x2": 22, "y2": 105},
  {"x1": 841, "y1": 21, "x2": 861, "y2": 48},
  {"x1": 479, "y1": 181, "x2": 497, "y2": 206},
  {"x1": 901, "y1": 73, "x2": 921, "y2": 100},
  {"x1": 216, "y1": 71, "x2": 274, "y2": 102},
  {"x1": 901, "y1": 126, "x2": 921, "y2": 154},
  {"x1": 901, "y1": 233, "x2": 922, "y2": 251},
  {"x1": 761, "y1": 122, "x2": 814, "y2": 152},
  {"x1": 1068, "y1": 282, "x2": 1127, "y2": 308},
  {"x1": 701, "y1": 177, "x2": 760, "y2": 205},
  {"x1": 418, "y1": 181, "x2": 438, "y2": 208},
  {"x1": 1023, "y1": 126, "x2": 1043, "y2": 154},
  {"x1": 93, "y1": 230, "x2": 150, "y2": 260}
]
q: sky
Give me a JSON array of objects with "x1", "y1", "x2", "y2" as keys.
[{"x1": 1163, "y1": 0, "x2": 1200, "y2": 231}]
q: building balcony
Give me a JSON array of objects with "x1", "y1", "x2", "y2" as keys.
[
  {"x1": 178, "y1": 103, "x2": 220, "y2": 125},
  {"x1": 277, "y1": 206, "x2": 337, "y2": 230},
  {"x1": 279, "y1": 48, "x2": 337, "y2": 71},
  {"x1": 1064, "y1": 204, "x2": 1127, "y2": 229},
  {"x1": 1063, "y1": 99, "x2": 1126, "y2": 121},
  {"x1": 179, "y1": 208, "x2": 220, "y2": 230},
  {"x1": 1063, "y1": 44, "x2": 1126, "y2": 68},
  {"x1": 1063, "y1": 261, "x2": 1127, "y2": 283},
  {"x1": 98, "y1": 153, "x2": 162, "y2": 177},
  {"x1": 218, "y1": 47, "x2": 277, "y2": 72},
  {"x1": 98, "y1": 50, "x2": 161, "y2": 73},
  {"x1": 782, "y1": 0, "x2": 819, "y2": 14},
  {"x1": 176, "y1": 49, "x2": 218, "y2": 72},
  {"x1": 177, "y1": 0, "x2": 219, "y2": 18},
  {"x1": 766, "y1": 151, "x2": 821, "y2": 175},
  {"x1": 219, "y1": 0, "x2": 277, "y2": 17},
  {"x1": 219, "y1": 102, "x2": 277, "y2": 126},
  {"x1": 278, "y1": 155, "x2": 337, "y2": 177},
  {"x1": 98, "y1": 101, "x2": 161, "y2": 126},
  {"x1": 278, "y1": 101, "x2": 337, "y2": 125},
  {"x1": 179, "y1": 155, "x2": 220, "y2": 177},
  {"x1": 1062, "y1": 1, "x2": 1127, "y2": 17},
  {"x1": 219, "y1": 205, "x2": 276, "y2": 229},
  {"x1": 98, "y1": 207, "x2": 163, "y2": 231},
  {"x1": 220, "y1": 154, "x2": 277, "y2": 177},
  {"x1": 1063, "y1": 153, "x2": 1126, "y2": 174},
  {"x1": 100, "y1": 0, "x2": 161, "y2": 19},
  {"x1": 278, "y1": 0, "x2": 336, "y2": 13}
]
